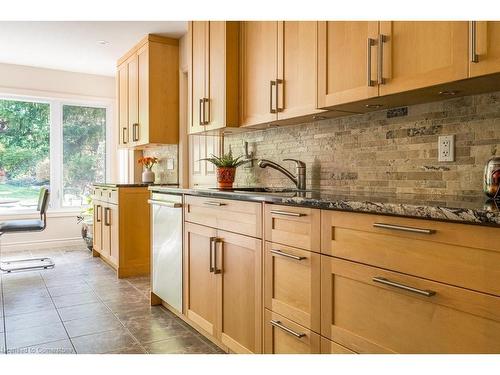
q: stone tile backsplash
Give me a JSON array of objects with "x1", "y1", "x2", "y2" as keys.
[
  {"x1": 224, "y1": 91, "x2": 500, "y2": 196},
  {"x1": 142, "y1": 144, "x2": 178, "y2": 184}
]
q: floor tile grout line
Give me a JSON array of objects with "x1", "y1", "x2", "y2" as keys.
[
  {"x1": 40, "y1": 265, "x2": 77, "y2": 354},
  {"x1": 82, "y1": 271, "x2": 149, "y2": 354}
]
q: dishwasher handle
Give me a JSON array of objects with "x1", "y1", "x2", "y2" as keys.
[{"x1": 148, "y1": 199, "x2": 183, "y2": 208}]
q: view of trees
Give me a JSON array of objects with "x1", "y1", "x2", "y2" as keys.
[{"x1": 0, "y1": 98, "x2": 106, "y2": 209}]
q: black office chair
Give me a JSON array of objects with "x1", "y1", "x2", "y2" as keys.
[{"x1": 0, "y1": 187, "x2": 55, "y2": 272}]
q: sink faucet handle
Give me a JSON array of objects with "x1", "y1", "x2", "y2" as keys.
[{"x1": 283, "y1": 159, "x2": 306, "y2": 168}]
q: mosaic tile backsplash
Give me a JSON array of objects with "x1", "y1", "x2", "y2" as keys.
[
  {"x1": 142, "y1": 144, "x2": 178, "y2": 184},
  {"x1": 224, "y1": 91, "x2": 500, "y2": 196}
]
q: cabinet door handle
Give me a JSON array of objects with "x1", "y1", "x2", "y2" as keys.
[
  {"x1": 470, "y1": 21, "x2": 479, "y2": 63},
  {"x1": 132, "y1": 123, "x2": 139, "y2": 142},
  {"x1": 199, "y1": 98, "x2": 204, "y2": 126},
  {"x1": 122, "y1": 128, "x2": 128, "y2": 144},
  {"x1": 213, "y1": 238, "x2": 222, "y2": 274},
  {"x1": 270, "y1": 210, "x2": 305, "y2": 217},
  {"x1": 104, "y1": 207, "x2": 111, "y2": 226},
  {"x1": 377, "y1": 34, "x2": 386, "y2": 85},
  {"x1": 367, "y1": 38, "x2": 376, "y2": 86},
  {"x1": 270, "y1": 320, "x2": 306, "y2": 338},
  {"x1": 373, "y1": 222, "x2": 435, "y2": 234},
  {"x1": 270, "y1": 249, "x2": 306, "y2": 261},
  {"x1": 269, "y1": 80, "x2": 277, "y2": 114},
  {"x1": 203, "y1": 201, "x2": 226, "y2": 206},
  {"x1": 203, "y1": 98, "x2": 210, "y2": 125},
  {"x1": 209, "y1": 237, "x2": 216, "y2": 273},
  {"x1": 276, "y1": 79, "x2": 284, "y2": 112},
  {"x1": 96, "y1": 205, "x2": 101, "y2": 222},
  {"x1": 372, "y1": 277, "x2": 436, "y2": 297}
]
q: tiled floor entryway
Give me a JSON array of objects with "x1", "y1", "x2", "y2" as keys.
[{"x1": 0, "y1": 246, "x2": 223, "y2": 354}]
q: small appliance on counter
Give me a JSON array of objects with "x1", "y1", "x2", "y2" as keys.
[{"x1": 484, "y1": 156, "x2": 500, "y2": 200}]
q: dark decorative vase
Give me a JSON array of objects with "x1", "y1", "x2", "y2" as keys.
[{"x1": 217, "y1": 167, "x2": 236, "y2": 190}]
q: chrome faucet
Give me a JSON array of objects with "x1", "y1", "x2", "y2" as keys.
[{"x1": 257, "y1": 159, "x2": 306, "y2": 190}]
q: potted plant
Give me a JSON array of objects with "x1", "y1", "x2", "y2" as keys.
[
  {"x1": 202, "y1": 151, "x2": 247, "y2": 189},
  {"x1": 138, "y1": 156, "x2": 158, "y2": 183}
]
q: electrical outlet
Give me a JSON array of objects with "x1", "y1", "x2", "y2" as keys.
[
  {"x1": 438, "y1": 135, "x2": 455, "y2": 162},
  {"x1": 166, "y1": 158, "x2": 175, "y2": 170}
]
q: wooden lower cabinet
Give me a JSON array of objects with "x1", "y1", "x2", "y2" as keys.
[
  {"x1": 264, "y1": 242, "x2": 320, "y2": 332},
  {"x1": 184, "y1": 222, "x2": 218, "y2": 337},
  {"x1": 183, "y1": 222, "x2": 263, "y2": 353},
  {"x1": 321, "y1": 255, "x2": 500, "y2": 354},
  {"x1": 320, "y1": 337, "x2": 356, "y2": 354},
  {"x1": 92, "y1": 186, "x2": 150, "y2": 278},
  {"x1": 264, "y1": 310, "x2": 320, "y2": 354}
]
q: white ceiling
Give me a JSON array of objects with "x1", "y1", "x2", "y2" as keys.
[{"x1": 0, "y1": 21, "x2": 188, "y2": 77}]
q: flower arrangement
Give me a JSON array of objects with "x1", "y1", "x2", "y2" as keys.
[{"x1": 138, "y1": 156, "x2": 158, "y2": 170}]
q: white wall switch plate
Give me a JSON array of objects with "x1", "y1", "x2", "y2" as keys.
[
  {"x1": 438, "y1": 135, "x2": 455, "y2": 162},
  {"x1": 166, "y1": 158, "x2": 175, "y2": 170}
]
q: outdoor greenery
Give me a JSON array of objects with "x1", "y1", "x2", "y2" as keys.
[{"x1": 0, "y1": 98, "x2": 106, "y2": 208}]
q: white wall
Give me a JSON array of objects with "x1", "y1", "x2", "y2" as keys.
[{"x1": 0, "y1": 63, "x2": 116, "y2": 251}]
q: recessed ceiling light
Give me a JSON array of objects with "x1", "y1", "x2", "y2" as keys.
[{"x1": 97, "y1": 40, "x2": 109, "y2": 45}]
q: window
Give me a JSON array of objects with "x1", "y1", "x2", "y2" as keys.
[
  {"x1": 0, "y1": 95, "x2": 110, "y2": 214},
  {"x1": 62, "y1": 105, "x2": 106, "y2": 207}
]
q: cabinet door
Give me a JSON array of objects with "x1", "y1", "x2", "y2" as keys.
[
  {"x1": 240, "y1": 21, "x2": 278, "y2": 126},
  {"x1": 264, "y1": 242, "x2": 320, "y2": 332},
  {"x1": 108, "y1": 204, "x2": 119, "y2": 267},
  {"x1": 136, "y1": 45, "x2": 149, "y2": 146},
  {"x1": 184, "y1": 222, "x2": 218, "y2": 337},
  {"x1": 317, "y1": 21, "x2": 379, "y2": 108},
  {"x1": 264, "y1": 310, "x2": 320, "y2": 354},
  {"x1": 117, "y1": 64, "x2": 129, "y2": 146},
  {"x1": 190, "y1": 21, "x2": 208, "y2": 134},
  {"x1": 321, "y1": 256, "x2": 500, "y2": 354},
  {"x1": 278, "y1": 21, "x2": 323, "y2": 119},
  {"x1": 127, "y1": 54, "x2": 139, "y2": 146},
  {"x1": 469, "y1": 21, "x2": 500, "y2": 77},
  {"x1": 379, "y1": 21, "x2": 468, "y2": 96},
  {"x1": 101, "y1": 203, "x2": 111, "y2": 258},
  {"x1": 216, "y1": 230, "x2": 262, "y2": 353},
  {"x1": 93, "y1": 203, "x2": 103, "y2": 253}
]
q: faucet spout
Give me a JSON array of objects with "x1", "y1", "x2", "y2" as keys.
[{"x1": 257, "y1": 159, "x2": 306, "y2": 190}]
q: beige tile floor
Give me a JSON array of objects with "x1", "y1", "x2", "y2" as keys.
[{"x1": 0, "y1": 245, "x2": 223, "y2": 354}]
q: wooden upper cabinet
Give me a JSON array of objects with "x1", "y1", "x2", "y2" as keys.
[
  {"x1": 117, "y1": 64, "x2": 129, "y2": 146},
  {"x1": 317, "y1": 21, "x2": 379, "y2": 108},
  {"x1": 379, "y1": 21, "x2": 469, "y2": 96},
  {"x1": 116, "y1": 35, "x2": 179, "y2": 148},
  {"x1": 278, "y1": 21, "x2": 323, "y2": 120},
  {"x1": 469, "y1": 21, "x2": 500, "y2": 77},
  {"x1": 240, "y1": 21, "x2": 279, "y2": 126},
  {"x1": 189, "y1": 21, "x2": 239, "y2": 134}
]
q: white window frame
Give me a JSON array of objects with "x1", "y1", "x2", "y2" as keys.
[{"x1": 0, "y1": 92, "x2": 113, "y2": 214}]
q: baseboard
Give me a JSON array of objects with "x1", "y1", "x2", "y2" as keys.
[{"x1": 1, "y1": 237, "x2": 85, "y2": 252}]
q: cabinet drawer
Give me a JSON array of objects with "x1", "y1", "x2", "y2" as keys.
[
  {"x1": 92, "y1": 187, "x2": 104, "y2": 201},
  {"x1": 265, "y1": 204, "x2": 320, "y2": 251},
  {"x1": 264, "y1": 310, "x2": 320, "y2": 354},
  {"x1": 321, "y1": 256, "x2": 500, "y2": 354},
  {"x1": 184, "y1": 195, "x2": 262, "y2": 238},
  {"x1": 264, "y1": 242, "x2": 320, "y2": 332},
  {"x1": 105, "y1": 189, "x2": 118, "y2": 204},
  {"x1": 320, "y1": 337, "x2": 356, "y2": 354},
  {"x1": 321, "y1": 210, "x2": 500, "y2": 296}
]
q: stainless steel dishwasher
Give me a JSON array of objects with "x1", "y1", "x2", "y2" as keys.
[{"x1": 148, "y1": 191, "x2": 183, "y2": 313}]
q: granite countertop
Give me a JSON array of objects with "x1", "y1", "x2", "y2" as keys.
[
  {"x1": 94, "y1": 183, "x2": 178, "y2": 188},
  {"x1": 149, "y1": 185, "x2": 500, "y2": 226}
]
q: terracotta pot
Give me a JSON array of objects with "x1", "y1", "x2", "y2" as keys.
[{"x1": 217, "y1": 167, "x2": 236, "y2": 189}]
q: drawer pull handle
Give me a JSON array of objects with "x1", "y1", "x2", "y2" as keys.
[
  {"x1": 372, "y1": 277, "x2": 436, "y2": 297},
  {"x1": 373, "y1": 223, "x2": 435, "y2": 234},
  {"x1": 270, "y1": 210, "x2": 305, "y2": 217},
  {"x1": 271, "y1": 249, "x2": 306, "y2": 261},
  {"x1": 203, "y1": 201, "x2": 226, "y2": 206},
  {"x1": 270, "y1": 320, "x2": 306, "y2": 338}
]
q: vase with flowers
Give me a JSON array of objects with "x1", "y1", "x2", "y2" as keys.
[
  {"x1": 201, "y1": 150, "x2": 247, "y2": 189},
  {"x1": 138, "y1": 156, "x2": 158, "y2": 183}
]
